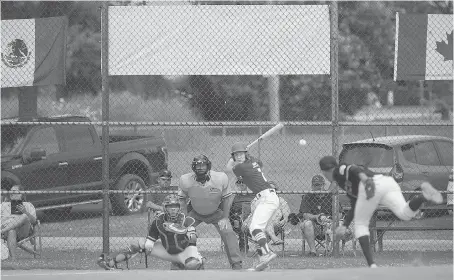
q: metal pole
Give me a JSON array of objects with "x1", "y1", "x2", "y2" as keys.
[
  {"x1": 101, "y1": 1, "x2": 110, "y2": 255},
  {"x1": 330, "y1": 1, "x2": 340, "y2": 258},
  {"x1": 267, "y1": 75, "x2": 281, "y2": 123}
]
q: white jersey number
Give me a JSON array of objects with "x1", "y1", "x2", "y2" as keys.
[{"x1": 256, "y1": 167, "x2": 268, "y2": 182}]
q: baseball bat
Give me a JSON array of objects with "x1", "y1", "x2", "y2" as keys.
[{"x1": 247, "y1": 122, "x2": 284, "y2": 149}]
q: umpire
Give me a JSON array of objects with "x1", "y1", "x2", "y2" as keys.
[{"x1": 179, "y1": 155, "x2": 243, "y2": 270}]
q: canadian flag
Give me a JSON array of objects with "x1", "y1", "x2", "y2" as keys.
[{"x1": 394, "y1": 13, "x2": 453, "y2": 81}]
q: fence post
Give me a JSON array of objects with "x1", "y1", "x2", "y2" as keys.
[
  {"x1": 330, "y1": 1, "x2": 340, "y2": 258},
  {"x1": 101, "y1": 1, "x2": 110, "y2": 255}
]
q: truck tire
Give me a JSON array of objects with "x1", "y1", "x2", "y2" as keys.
[{"x1": 111, "y1": 174, "x2": 146, "y2": 215}]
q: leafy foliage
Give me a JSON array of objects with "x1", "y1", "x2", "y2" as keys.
[{"x1": 1, "y1": 1, "x2": 452, "y2": 121}]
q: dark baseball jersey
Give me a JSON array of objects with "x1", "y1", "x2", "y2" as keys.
[
  {"x1": 332, "y1": 164, "x2": 375, "y2": 227},
  {"x1": 232, "y1": 156, "x2": 271, "y2": 194},
  {"x1": 333, "y1": 164, "x2": 375, "y2": 199},
  {"x1": 147, "y1": 212, "x2": 196, "y2": 254}
]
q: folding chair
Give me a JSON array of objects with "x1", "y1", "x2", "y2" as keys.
[
  {"x1": 301, "y1": 231, "x2": 329, "y2": 256},
  {"x1": 301, "y1": 221, "x2": 332, "y2": 256},
  {"x1": 2, "y1": 220, "x2": 42, "y2": 259}
]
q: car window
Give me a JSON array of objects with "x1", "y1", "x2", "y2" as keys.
[
  {"x1": 414, "y1": 141, "x2": 441, "y2": 166},
  {"x1": 341, "y1": 144, "x2": 393, "y2": 167},
  {"x1": 61, "y1": 125, "x2": 95, "y2": 151},
  {"x1": 401, "y1": 143, "x2": 417, "y2": 163},
  {"x1": 26, "y1": 127, "x2": 60, "y2": 155},
  {"x1": 435, "y1": 141, "x2": 453, "y2": 166}
]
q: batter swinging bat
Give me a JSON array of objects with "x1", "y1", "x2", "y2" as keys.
[{"x1": 247, "y1": 123, "x2": 284, "y2": 149}]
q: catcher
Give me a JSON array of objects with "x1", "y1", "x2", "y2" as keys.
[
  {"x1": 319, "y1": 156, "x2": 443, "y2": 268},
  {"x1": 97, "y1": 194, "x2": 204, "y2": 270}
]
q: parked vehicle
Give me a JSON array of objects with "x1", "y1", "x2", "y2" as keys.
[
  {"x1": 339, "y1": 135, "x2": 453, "y2": 203},
  {"x1": 1, "y1": 115, "x2": 168, "y2": 215}
]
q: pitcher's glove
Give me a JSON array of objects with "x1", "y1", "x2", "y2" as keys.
[{"x1": 163, "y1": 222, "x2": 188, "y2": 235}]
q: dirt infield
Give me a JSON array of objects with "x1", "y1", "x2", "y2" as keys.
[{"x1": 2, "y1": 265, "x2": 453, "y2": 280}]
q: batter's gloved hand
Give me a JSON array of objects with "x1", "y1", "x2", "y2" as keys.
[
  {"x1": 163, "y1": 222, "x2": 188, "y2": 235},
  {"x1": 365, "y1": 178, "x2": 376, "y2": 200}
]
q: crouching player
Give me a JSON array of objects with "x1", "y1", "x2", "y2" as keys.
[{"x1": 97, "y1": 194, "x2": 205, "y2": 270}]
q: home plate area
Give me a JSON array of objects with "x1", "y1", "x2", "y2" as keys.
[{"x1": 2, "y1": 265, "x2": 453, "y2": 280}]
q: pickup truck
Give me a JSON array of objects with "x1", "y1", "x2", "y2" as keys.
[{"x1": 1, "y1": 115, "x2": 168, "y2": 216}]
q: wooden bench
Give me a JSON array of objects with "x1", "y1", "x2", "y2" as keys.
[
  {"x1": 369, "y1": 204, "x2": 453, "y2": 252},
  {"x1": 341, "y1": 204, "x2": 453, "y2": 252}
]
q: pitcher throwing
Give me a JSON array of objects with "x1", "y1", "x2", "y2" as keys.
[
  {"x1": 225, "y1": 142, "x2": 279, "y2": 271},
  {"x1": 319, "y1": 156, "x2": 443, "y2": 268}
]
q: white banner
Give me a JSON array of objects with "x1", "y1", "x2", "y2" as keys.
[{"x1": 108, "y1": 5, "x2": 330, "y2": 76}]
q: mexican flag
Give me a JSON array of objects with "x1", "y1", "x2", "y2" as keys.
[
  {"x1": 1, "y1": 16, "x2": 67, "y2": 88},
  {"x1": 394, "y1": 13, "x2": 453, "y2": 81}
]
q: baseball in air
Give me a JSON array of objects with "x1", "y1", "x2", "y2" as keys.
[{"x1": 299, "y1": 139, "x2": 307, "y2": 146}]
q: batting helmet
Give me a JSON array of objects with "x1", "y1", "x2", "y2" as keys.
[{"x1": 231, "y1": 142, "x2": 248, "y2": 155}]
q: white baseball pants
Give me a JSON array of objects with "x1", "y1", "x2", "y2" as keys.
[
  {"x1": 249, "y1": 189, "x2": 280, "y2": 235},
  {"x1": 354, "y1": 175, "x2": 418, "y2": 237}
]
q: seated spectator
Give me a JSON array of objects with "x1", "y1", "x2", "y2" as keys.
[
  {"x1": 242, "y1": 183, "x2": 291, "y2": 245},
  {"x1": 290, "y1": 175, "x2": 340, "y2": 256},
  {"x1": 1, "y1": 185, "x2": 37, "y2": 261}
]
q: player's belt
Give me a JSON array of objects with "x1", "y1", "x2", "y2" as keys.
[{"x1": 256, "y1": 188, "x2": 276, "y2": 198}]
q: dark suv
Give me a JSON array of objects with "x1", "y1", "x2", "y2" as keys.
[{"x1": 339, "y1": 135, "x2": 453, "y2": 203}]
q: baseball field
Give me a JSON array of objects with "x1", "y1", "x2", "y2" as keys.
[{"x1": 2, "y1": 94, "x2": 453, "y2": 272}]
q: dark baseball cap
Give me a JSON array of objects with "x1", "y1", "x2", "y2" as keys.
[
  {"x1": 319, "y1": 156, "x2": 338, "y2": 171},
  {"x1": 159, "y1": 170, "x2": 172, "y2": 179},
  {"x1": 311, "y1": 175, "x2": 325, "y2": 186}
]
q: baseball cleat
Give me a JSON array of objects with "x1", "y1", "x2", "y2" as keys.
[
  {"x1": 97, "y1": 254, "x2": 115, "y2": 270},
  {"x1": 370, "y1": 264, "x2": 378, "y2": 268},
  {"x1": 254, "y1": 251, "x2": 277, "y2": 271},
  {"x1": 421, "y1": 182, "x2": 443, "y2": 204}
]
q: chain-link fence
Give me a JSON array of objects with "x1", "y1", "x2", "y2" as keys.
[{"x1": 1, "y1": 1, "x2": 452, "y2": 270}]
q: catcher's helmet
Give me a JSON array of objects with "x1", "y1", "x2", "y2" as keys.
[
  {"x1": 231, "y1": 142, "x2": 248, "y2": 155},
  {"x1": 162, "y1": 194, "x2": 181, "y2": 221},
  {"x1": 192, "y1": 155, "x2": 211, "y2": 183}
]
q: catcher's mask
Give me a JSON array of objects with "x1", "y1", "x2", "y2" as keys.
[
  {"x1": 192, "y1": 155, "x2": 211, "y2": 183},
  {"x1": 162, "y1": 194, "x2": 181, "y2": 221}
]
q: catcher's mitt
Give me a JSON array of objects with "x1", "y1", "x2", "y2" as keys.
[{"x1": 163, "y1": 222, "x2": 188, "y2": 235}]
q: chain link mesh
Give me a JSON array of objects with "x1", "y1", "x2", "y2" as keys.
[{"x1": 1, "y1": 0, "x2": 452, "y2": 270}]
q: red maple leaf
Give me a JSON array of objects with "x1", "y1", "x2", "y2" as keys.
[{"x1": 435, "y1": 31, "x2": 453, "y2": 61}]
